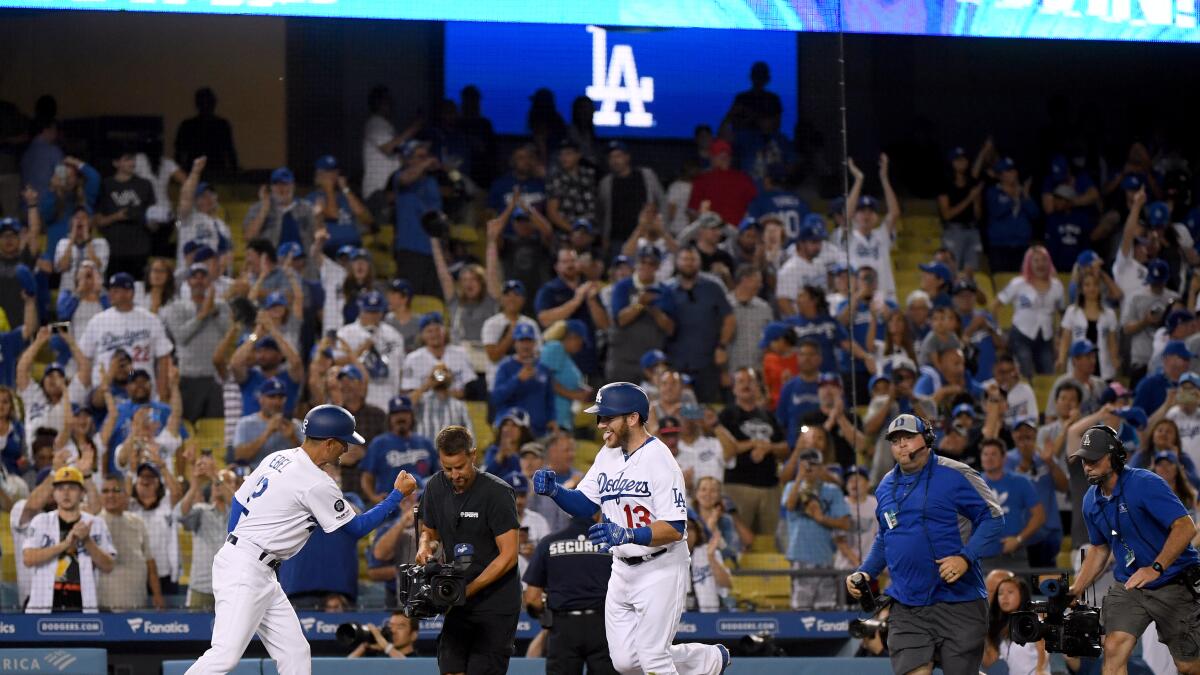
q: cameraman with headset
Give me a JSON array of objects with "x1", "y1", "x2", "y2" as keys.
[
  {"x1": 846, "y1": 413, "x2": 1004, "y2": 675},
  {"x1": 1068, "y1": 425, "x2": 1200, "y2": 674}
]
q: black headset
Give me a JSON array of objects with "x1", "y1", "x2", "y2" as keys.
[
  {"x1": 911, "y1": 415, "x2": 937, "y2": 452},
  {"x1": 1086, "y1": 424, "x2": 1127, "y2": 473}
]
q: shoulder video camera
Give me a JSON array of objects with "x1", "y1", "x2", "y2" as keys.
[
  {"x1": 1009, "y1": 574, "x2": 1102, "y2": 657},
  {"x1": 396, "y1": 543, "x2": 474, "y2": 619}
]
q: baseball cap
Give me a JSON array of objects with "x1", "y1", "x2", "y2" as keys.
[
  {"x1": 357, "y1": 290, "x2": 386, "y2": 313},
  {"x1": 1167, "y1": 310, "x2": 1194, "y2": 333},
  {"x1": 187, "y1": 262, "x2": 210, "y2": 277},
  {"x1": 818, "y1": 372, "x2": 843, "y2": 388},
  {"x1": 270, "y1": 167, "x2": 295, "y2": 184},
  {"x1": 183, "y1": 240, "x2": 203, "y2": 257},
  {"x1": 314, "y1": 155, "x2": 338, "y2": 171},
  {"x1": 52, "y1": 466, "x2": 85, "y2": 487},
  {"x1": 1122, "y1": 174, "x2": 1144, "y2": 191},
  {"x1": 952, "y1": 278, "x2": 978, "y2": 295},
  {"x1": 759, "y1": 321, "x2": 793, "y2": 349},
  {"x1": 192, "y1": 245, "x2": 216, "y2": 263},
  {"x1": 389, "y1": 278, "x2": 414, "y2": 296},
  {"x1": 335, "y1": 244, "x2": 357, "y2": 258},
  {"x1": 512, "y1": 323, "x2": 537, "y2": 341},
  {"x1": 868, "y1": 373, "x2": 891, "y2": 392},
  {"x1": 918, "y1": 261, "x2": 953, "y2": 286},
  {"x1": 606, "y1": 140, "x2": 629, "y2": 154},
  {"x1": 657, "y1": 416, "x2": 681, "y2": 435},
  {"x1": 1147, "y1": 201, "x2": 1171, "y2": 228},
  {"x1": 571, "y1": 218, "x2": 594, "y2": 234},
  {"x1": 737, "y1": 216, "x2": 760, "y2": 233},
  {"x1": 277, "y1": 241, "x2": 304, "y2": 260},
  {"x1": 993, "y1": 157, "x2": 1016, "y2": 173},
  {"x1": 1154, "y1": 451, "x2": 1179, "y2": 465},
  {"x1": 0, "y1": 217, "x2": 24, "y2": 235},
  {"x1": 1145, "y1": 259, "x2": 1170, "y2": 285},
  {"x1": 1163, "y1": 340, "x2": 1195, "y2": 361},
  {"x1": 1116, "y1": 406, "x2": 1148, "y2": 430},
  {"x1": 254, "y1": 336, "x2": 280, "y2": 352},
  {"x1": 1052, "y1": 184, "x2": 1077, "y2": 201},
  {"x1": 885, "y1": 413, "x2": 927, "y2": 441},
  {"x1": 195, "y1": 181, "x2": 216, "y2": 199},
  {"x1": 41, "y1": 364, "x2": 65, "y2": 381},
  {"x1": 1069, "y1": 339, "x2": 1099, "y2": 358},
  {"x1": 348, "y1": 247, "x2": 370, "y2": 261},
  {"x1": 136, "y1": 462, "x2": 162, "y2": 479},
  {"x1": 501, "y1": 279, "x2": 525, "y2": 296},
  {"x1": 262, "y1": 292, "x2": 288, "y2": 310},
  {"x1": 495, "y1": 407, "x2": 531, "y2": 429},
  {"x1": 828, "y1": 261, "x2": 849, "y2": 276},
  {"x1": 388, "y1": 395, "x2": 414, "y2": 413},
  {"x1": 857, "y1": 195, "x2": 880, "y2": 212},
  {"x1": 886, "y1": 354, "x2": 919, "y2": 377},
  {"x1": 611, "y1": 255, "x2": 633, "y2": 269},
  {"x1": 637, "y1": 245, "x2": 663, "y2": 263},
  {"x1": 905, "y1": 290, "x2": 932, "y2": 308},
  {"x1": 952, "y1": 403, "x2": 977, "y2": 419},
  {"x1": 107, "y1": 272, "x2": 135, "y2": 290},
  {"x1": 259, "y1": 377, "x2": 288, "y2": 397},
  {"x1": 1098, "y1": 382, "x2": 1132, "y2": 405},
  {"x1": 697, "y1": 212, "x2": 724, "y2": 230},
  {"x1": 130, "y1": 368, "x2": 152, "y2": 381},
  {"x1": 564, "y1": 319, "x2": 588, "y2": 339},
  {"x1": 845, "y1": 465, "x2": 870, "y2": 482},
  {"x1": 827, "y1": 195, "x2": 847, "y2": 217},
  {"x1": 337, "y1": 364, "x2": 364, "y2": 381},
  {"x1": 709, "y1": 139, "x2": 732, "y2": 157},
  {"x1": 419, "y1": 312, "x2": 444, "y2": 330},
  {"x1": 519, "y1": 442, "x2": 545, "y2": 458},
  {"x1": 504, "y1": 472, "x2": 530, "y2": 494},
  {"x1": 1075, "y1": 250, "x2": 1100, "y2": 268},
  {"x1": 400, "y1": 139, "x2": 431, "y2": 158},
  {"x1": 640, "y1": 349, "x2": 668, "y2": 371},
  {"x1": 1179, "y1": 372, "x2": 1200, "y2": 389},
  {"x1": 948, "y1": 146, "x2": 968, "y2": 161},
  {"x1": 680, "y1": 403, "x2": 705, "y2": 420},
  {"x1": 1012, "y1": 416, "x2": 1038, "y2": 431},
  {"x1": 797, "y1": 214, "x2": 827, "y2": 241}
]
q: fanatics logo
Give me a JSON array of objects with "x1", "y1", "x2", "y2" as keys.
[{"x1": 333, "y1": 499, "x2": 345, "y2": 513}]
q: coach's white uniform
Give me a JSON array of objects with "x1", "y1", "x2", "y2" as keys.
[
  {"x1": 577, "y1": 436, "x2": 724, "y2": 675},
  {"x1": 186, "y1": 448, "x2": 355, "y2": 675}
]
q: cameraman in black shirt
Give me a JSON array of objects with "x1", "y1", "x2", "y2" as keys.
[{"x1": 416, "y1": 425, "x2": 521, "y2": 675}]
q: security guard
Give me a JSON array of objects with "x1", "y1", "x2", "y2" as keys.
[
  {"x1": 1069, "y1": 424, "x2": 1200, "y2": 674},
  {"x1": 522, "y1": 515, "x2": 618, "y2": 675}
]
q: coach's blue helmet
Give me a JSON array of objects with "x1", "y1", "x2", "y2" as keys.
[
  {"x1": 303, "y1": 404, "x2": 365, "y2": 445},
  {"x1": 585, "y1": 382, "x2": 650, "y2": 423}
]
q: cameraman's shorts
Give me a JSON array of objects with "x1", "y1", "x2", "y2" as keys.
[
  {"x1": 1103, "y1": 582, "x2": 1200, "y2": 661},
  {"x1": 438, "y1": 607, "x2": 519, "y2": 675},
  {"x1": 888, "y1": 599, "x2": 987, "y2": 675}
]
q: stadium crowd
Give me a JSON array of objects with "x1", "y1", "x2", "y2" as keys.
[{"x1": 2, "y1": 66, "x2": 1200, "y2": 669}]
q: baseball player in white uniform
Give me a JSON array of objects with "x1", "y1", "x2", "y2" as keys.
[
  {"x1": 186, "y1": 404, "x2": 417, "y2": 675},
  {"x1": 534, "y1": 382, "x2": 730, "y2": 675}
]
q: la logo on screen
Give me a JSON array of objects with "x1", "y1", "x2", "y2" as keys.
[{"x1": 586, "y1": 26, "x2": 655, "y2": 129}]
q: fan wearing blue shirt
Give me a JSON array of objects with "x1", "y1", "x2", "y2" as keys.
[
  {"x1": 361, "y1": 396, "x2": 436, "y2": 506},
  {"x1": 979, "y1": 438, "x2": 1044, "y2": 567},
  {"x1": 1069, "y1": 425, "x2": 1200, "y2": 675},
  {"x1": 491, "y1": 324, "x2": 556, "y2": 436},
  {"x1": 985, "y1": 158, "x2": 1039, "y2": 272},
  {"x1": 306, "y1": 155, "x2": 367, "y2": 256},
  {"x1": 1133, "y1": 340, "x2": 1194, "y2": 417},
  {"x1": 232, "y1": 335, "x2": 302, "y2": 418},
  {"x1": 1003, "y1": 418, "x2": 1066, "y2": 568},
  {"x1": 834, "y1": 265, "x2": 895, "y2": 404},
  {"x1": 392, "y1": 140, "x2": 443, "y2": 297},
  {"x1": 745, "y1": 166, "x2": 809, "y2": 242},
  {"x1": 774, "y1": 342, "x2": 824, "y2": 450}
]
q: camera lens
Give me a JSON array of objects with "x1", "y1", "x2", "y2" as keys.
[
  {"x1": 335, "y1": 622, "x2": 370, "y2": 648},
  {"x1": 1009, "y1": 612, "x2": 1042, "y2": 644}
]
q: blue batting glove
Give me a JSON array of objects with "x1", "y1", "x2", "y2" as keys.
[
  {"x1": 588, "y1": 522, "x2": 632, "y2": 551},
  {"x1": 533, "y1": 469, "x2": 558, "y2": 497}
]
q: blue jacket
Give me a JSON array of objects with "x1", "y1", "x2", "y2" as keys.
[
  {"x1": 1083, "y1": 467, "x2": 1199, "y2": 588},
  {"x1": 491, "y1": 357, "x2": 556, "y2": 435},
  {"x1": 860, "y1": 452, "x2": 1003, "y2": 606}
]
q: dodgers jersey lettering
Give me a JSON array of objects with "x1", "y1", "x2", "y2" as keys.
[
  {"x1": 231, "y1": 448, "x2": 353, "y2": 559},
  {"x1": 577, "y1": 436, "x2": 689, "y2": 558}
]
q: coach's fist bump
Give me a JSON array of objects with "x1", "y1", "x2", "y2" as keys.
[
  {"x1": 395, "y1": 470, "x2": 418, "y2": 496},
  {"x1": 533, "y1": 469, "x2": 558, "y2": 497}
]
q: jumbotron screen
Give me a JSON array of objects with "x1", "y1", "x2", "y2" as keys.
[{"x1": 2, "y1": 0, "x2": 1197, "y2": 43}]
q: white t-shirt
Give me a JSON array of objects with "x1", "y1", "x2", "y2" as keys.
[
  {"x1": 578, "y1": 438, "x2": 690, "y2": 559},
  {"x1": 480, "y1": 313, "x2": 542, "y2": 390},
  {"x1": 689, "y1": 541, "x2": 723, "y2": 612},
  {"x1": 21, "y1": 382, "x2": 64, "y2": 442},
  {"x1": 834, "y1": 495, "x2": 878, "y2": 570},
  {"x1": 79, "y1": 307, "x2": 174, "y2": 392},
  {"x1": 134, "y1": 154, "x2": 180, "y2": 223},
  {"x1": 775, "y1": 245, "x2": 842, "y2": 303},
  {"x1": 319, "y1": 257, "x2": 349, "y2": 333},
  {"x1": 54, "y1": 238, "x2": 111, "y2": 294},
  {"x1": 128, "y1": 497, "x2": 181, "y2": 582},
  {"x1": 1060, "y1": 305, "x2": 1120, "y2": 380},
  {"x1": 175, "y1": 210, "x2": 231, "y2": 271},
  {"x1": 362, "y1": 114, "x2": 401, "y2": 197},
  {"x1": 665, "y1": 180, "x2": 692, "y2": 236},
  {"x1": 1168, "y1": 405, "x2": 1200, "y2": 469},
  {"x1": 522, "y1": 508, "x2": 551, "y2": 547},
  {"x1": 336, "y1": 321, "x2": 405, "y2": 412},
  {"x1": 846, "y1": 226, "x2": 896, "y2": 303},
  {"x1": 401, "y1": 345, "x2": 478, "y2": 393},
  {"x1": 997, "y1": 276, "x2": 1064, "y2": 340},
  {"x1": 1112, "y1": 249, "x2": 1146, "y2": 317},
  {"x1": 231, "y1": 448, "x2": 356, "y2": 559},
  {"x1": 674, "y1": 436, "x2": 728, "y2": 484}
]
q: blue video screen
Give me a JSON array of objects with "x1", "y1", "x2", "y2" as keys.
[
  {"x1": 2, "y1": 0, "x2": 1197, "y2": 43},
  {"x1": 444, "y1": 23, "x2": 798, "y2": 139}
]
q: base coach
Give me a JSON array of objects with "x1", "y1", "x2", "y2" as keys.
[
  {"x1": 523, "y1": 514, "x2": 619, "y2": 675},
  {"x1": 847, "y1": 414, "x2": 1004, "y2": 675},
  {"x1": 1069, "y1": 425, "x2": 1200, "y2": 674}
]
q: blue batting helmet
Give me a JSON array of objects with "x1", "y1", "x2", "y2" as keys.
[
  {"x1": 302, "y1": 404, "x2": 365, "y2": 445},
  {"x1": 585, "y1": 382, "x2": 650, "y2": 422}
]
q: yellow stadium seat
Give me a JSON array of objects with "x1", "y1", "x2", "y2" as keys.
[
  {"x1": 466, "y1": 401, "x2": 494, "y2": 448},
  {"x1": 574, "y1": 440, "x2": 601, "y2": 473},
  {"x1": 411, "y1": 295, "x2": 446, "y2": 318}
]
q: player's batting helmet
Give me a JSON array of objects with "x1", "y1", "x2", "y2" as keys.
[
  {"x1": 303, "y1": 404, "x2": 366, "y2": 444},
  {"x1": 585, "y1": 382, "x2": 650, "y2": 423}
]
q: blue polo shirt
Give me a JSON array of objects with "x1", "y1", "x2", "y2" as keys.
[
  {"x1": 609, "y1": 277, "x2": 677, "y2": 317},
  {"x1": 775, "y1": 375, "x2": 821, "y2": 449},
  {"x1": 782, "y1": 480, "x2": 849, "y2": 565},
  {"x1": 983, "y1": 470, "x2": 1040, "y2": 540},
  {"x1": 491, "y1": 358, "x2": 556, "y2": 436},
  {"x1": 746, "y1": 190, "x2": 809, "y2": 241},
  {"x1": 393, "y1": 173, "x2": 441, "y2": 255},
  {"x1": 363, "y1": 432, "x2": 437, "y2": 496},
  {"x1": 786, "y1": 313, "x2": 846, "y2": 373},
  {"x1": 1083, "y1": 467, "x2": 1199, "y2": 588},
  {"x1": 239, "y1": 369, "x2": 300, "y2": 418},
  {"x1": 666, "y1": 277, "x2": 732, "y2": 371},
  {"x1": 1133, "y1": 372, "x2": 1175, "y2": 420},
  {"x1": 534, "y1": 277, "x2": 598, "y2": 376},
  {"x1": 1004, "y1": 451, "x2": 1063, "y2": 545},
  {"x1": 278, "y1": 492, "x2": 365, "y2": 600},
  {"x1": 985, "y1": 186, "x2": 1039, "y2": 247}
]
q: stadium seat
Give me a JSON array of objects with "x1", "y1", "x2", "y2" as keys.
[
  {"x1": 410, "y1": 295, "x2": 446, "y2": 319},
  {"x1": 466, "y1": 401, "x2": 495, "y2": 448},
  {"x1": 195, "y1": 418, "x2": 227, "y2": 460},
  {"x1": 1032, "y1": 374, "x2": 1059, "y2": 411}
]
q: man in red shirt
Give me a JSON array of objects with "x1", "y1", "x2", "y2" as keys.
[{"x1": 688, "y1": 139, "x2": 757, "y2": 225}]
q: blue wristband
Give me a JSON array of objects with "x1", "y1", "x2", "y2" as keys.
[{"x1": 631, "y1": 526, "x2": 653, "y2": 546}]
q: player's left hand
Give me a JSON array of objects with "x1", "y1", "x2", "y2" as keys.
[
  {"x1": 1124, "y1": 565, "x2": 1162, "y2": 590},
  {"x1": 936, "y1": 555, "x2": 969, "y2": 584},
  {"x1": 588, "y1": 522, "x2": 632, "y2": 551}
]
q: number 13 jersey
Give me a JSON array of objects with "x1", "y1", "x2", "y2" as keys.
[{"x1": 577, "y1": 436, "x2": 690, "y2": 558}]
